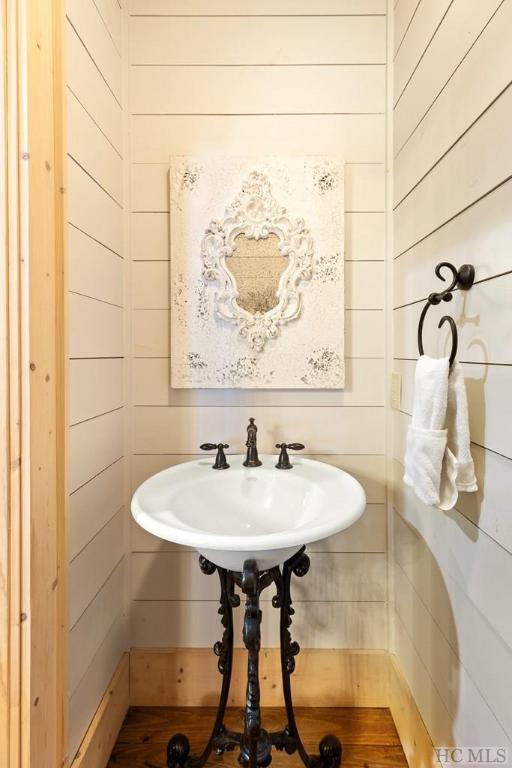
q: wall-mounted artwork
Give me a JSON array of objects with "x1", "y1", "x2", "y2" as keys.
[{"x1": 170, "y1": 156, "x2": 344, "y2": 388}]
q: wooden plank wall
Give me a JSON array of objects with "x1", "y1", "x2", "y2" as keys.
[
  {"x1": 128, "y1": 0, "x2": 389, "y2": 652},
  {"x1": 66, "y1": 0, "x2": 128, "y2": 759},
  {"x1": 0, "y1": 3, "x2": 20, "y2": 761},
  {"x1": 391, "y1": 0, "x2": 512, "y2": 754}
]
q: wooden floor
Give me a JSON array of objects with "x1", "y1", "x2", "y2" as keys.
[{"x1": 108, "y1": 707, "x2": 408, "y2": 768}]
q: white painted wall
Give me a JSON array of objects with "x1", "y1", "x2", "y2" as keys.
[
  {"x1": 66, "y1": 0, "x2": 128, "y2": 759},
  {"x1": 127, "y1": 0, "x2": 389, "y2": 652},
  {"x1": 391, "y1": 0, "x2": 512, "y2": 755}
]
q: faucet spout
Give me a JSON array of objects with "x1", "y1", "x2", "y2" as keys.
[{"x1": 243, "y1": 417, "x2": 262, "y2": 467}]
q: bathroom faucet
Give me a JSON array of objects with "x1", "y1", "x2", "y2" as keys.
[
  {"x1": 275, "y1": 442, "x2": 305, "y2": 470},
  {"x1": 243, "y1": 417, "x2": 262, "y2": 467},
  {"x1": 200, "y1": 442, "x2": 230, "y2": 470}
]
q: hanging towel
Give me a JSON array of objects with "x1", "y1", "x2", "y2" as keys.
[
  {"x1": 404, "y1": 356, "x2": 477, "y2": 510},
  {"x1": 403, "y1": 355, "x2": 450, "y2": 507},
  {"x1": 438, "y1": 361, "x2": 478, "y2": 510}
]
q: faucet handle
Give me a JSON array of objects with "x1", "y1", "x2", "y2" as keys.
[
  {"x1": 275, "y1": 442, "x2": 305, "y2": 470},
  {"x1": 200, "y1": 443, "x2": 230, "y2": 470},
  {"x1": 286, "y1": 443, "x2": 305, "y2": 451}
]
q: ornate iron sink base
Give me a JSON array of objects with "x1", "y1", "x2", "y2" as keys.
[{"x1": 166, "y1": 547, "x2": 342, "y2": 768}]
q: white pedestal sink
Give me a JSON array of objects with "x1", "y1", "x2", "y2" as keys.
[
  {"x1": 132, "y1": 452, "x2": 367, "y2": 768},
  {"x1": 131, "y1": 454, "x2": 366, "y2": 570}
]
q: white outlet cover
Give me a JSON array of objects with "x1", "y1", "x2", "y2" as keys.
[{"x1": 391, "y1": 371, "x2": 402, "y2": 410}]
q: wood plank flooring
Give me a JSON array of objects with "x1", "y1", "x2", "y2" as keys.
[{"x1": 108, "y1": 707, "x2": 408, "y2": 768}]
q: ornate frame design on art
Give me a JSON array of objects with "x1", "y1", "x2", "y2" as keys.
[{"x1": 200, "y1": 172, "x2": 314, "y2": 352}]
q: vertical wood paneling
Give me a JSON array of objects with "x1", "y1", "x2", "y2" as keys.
[
  {"x1": 128, "y1": 4, "x2": 388, "y2": 651},
  {"x1": 0, "y1": 4, "x2": 12, "y2": 749},
  {"x1": 2, "y1": 2, "x2": 69, "y2": 763},
  {"x1": 392, "y1": 0, "x2": 512, "y2": 752},
  {"x1": 66, "y1": 0, "x2": 126, "y2": 757}
]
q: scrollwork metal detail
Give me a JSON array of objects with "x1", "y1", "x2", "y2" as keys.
[
  {"x1": 280, "y1": 549, "x2": 309, "y2": 674},
  {"x1": 274, "y1": 547, "x2": 343, "y2": 768},
  {"x1": 198, "y1": 555, "x2": 216, "y2": 575},
  {"x1": 201, "y1": 172, "x2": 314, "y2": 352},
  {"x1": 167, "y1": 561, "x2": 237, "y2": 768},
  {"x1": 271, "y1": 727, "x2": 297, "y2": 755},
  {"x1": 211, "y1": 726, "x2": 240, "y2": 756},
  {"x1": 167, "y1": 549, "x2": 342, "y2": 768},
  {"x1": 309, "y1": 735, "x2": 343, "y2": 768},
  {"x1": 214, "y1": 571, "x2": 239, "y2": 675},
  {"x1": 240, "y1": 559, "x2": 271, "y2": 767},
  {"x1": 292, "y1": 551, "x2": 310, "y2": 578}
]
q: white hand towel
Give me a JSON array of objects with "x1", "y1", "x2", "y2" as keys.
[
  {"x1": 403, "y1": 355, "x2": 450, "y2": 507},
  {"x1": 438, "y1": 361, "x2": 478, "y2": 511},
  {"x1": 404, "y1": 356, "x2": 478, "y2": 510}
]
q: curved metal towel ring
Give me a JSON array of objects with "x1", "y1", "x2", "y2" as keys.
[{"x1": 417, "y1": 262, "x2": 475, "y2": 367}]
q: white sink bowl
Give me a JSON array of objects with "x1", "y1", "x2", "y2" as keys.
[{"x1": 131, "y1": 455, "x2": 366, "y2": 571}]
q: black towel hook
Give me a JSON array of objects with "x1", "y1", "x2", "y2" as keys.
[{"x1": 417, "y1": 262, "x2": 475, "y2": 367}]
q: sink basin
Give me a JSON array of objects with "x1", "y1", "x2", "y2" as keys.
[{"x1": 131, "y1": 455, "x2": 366, "y2": 570}]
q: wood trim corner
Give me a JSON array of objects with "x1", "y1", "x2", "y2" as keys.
[
  {"x1": 24, "y1": 0, "x2": 68, "y2": 764},
  {"x1": 388, "y1": 654, "x2": 440, "y2": 768},
  {"x1": 70, "y1": 654, "x2": 130, "y2": 768},
  {"x1": 1, "y1": 1, "x2": 68, "y2": 766}
]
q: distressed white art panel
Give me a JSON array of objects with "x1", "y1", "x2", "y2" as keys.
[{"x1": 170, "y1": 156, "x2": 344, "y2": 388}]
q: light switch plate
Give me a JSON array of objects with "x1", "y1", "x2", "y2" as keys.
[{"x1": 391, "y1": 371, "x2": 402, "y2": 410}]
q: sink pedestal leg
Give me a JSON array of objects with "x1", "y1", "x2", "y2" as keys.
[
  {"x1": 167, "y1": 558, "x2": 239, "y2": 768},
  {"x1": 166, "y1": 547, "x2": 342, "y2": 768},
  {"x1": 239, "y1": 560, "x2": 272, "y2": 768},
  {"x1": 273, "y1": 549, "x2": 343, "y2": 768}
]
